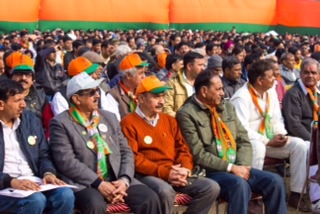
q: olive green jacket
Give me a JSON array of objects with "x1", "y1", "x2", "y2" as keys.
[{"x1": 176, "y1": 95, "x2": 252, "y2": 173}]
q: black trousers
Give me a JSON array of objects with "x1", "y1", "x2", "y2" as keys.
[{"x1": 74, "y1": 184, "x2": 161, "y2": 214}]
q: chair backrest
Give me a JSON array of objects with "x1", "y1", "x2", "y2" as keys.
[{"x1": 310, "y1": 121, "x2": 318, "y2": 166}]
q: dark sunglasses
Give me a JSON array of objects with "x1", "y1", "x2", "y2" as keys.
[{"x1": 76, "y1": 87, "x2": 99, "y2": 97}]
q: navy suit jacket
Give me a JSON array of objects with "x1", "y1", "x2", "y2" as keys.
[{"x1": 0, "y1": 111, "x2": 56, "y2": 190}]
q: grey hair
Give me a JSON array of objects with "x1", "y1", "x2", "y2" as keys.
[
  {"x1": 119, "y1": 67, "x2": 138, "y2": 78},
  {"x1": 116, "y1": 45, "x2": 132, "y2": 58},
  {"x1": 300, "y1": 57, "x2": 320, "y2": 72},
  {"x1": 192, "y1": 48, "x2": 206, "y2": 57},
  {"x1": 280, "y1": 52, "x2": 294, "y2": 62}
]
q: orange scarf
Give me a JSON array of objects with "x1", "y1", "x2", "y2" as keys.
[
  {"x1": 307, "y1": 88, "x2": 319, "y2": 128},
  {"x1": 207, "y1": 106, "x2": 237, "y2": 163},
  {"x1": 119, "y1": 81, "x2": 137, "y2": 112},
  {"x1": 248, "y1": 84, "x2": 273, "y2": 139}
]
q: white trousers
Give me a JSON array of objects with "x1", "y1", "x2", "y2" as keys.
[
  {"x1": 251, "y1": 136, "x2": 309, "y2": 193},
  {"x1": 309, "y1": 165, "x2": 320, "y2": 202}
]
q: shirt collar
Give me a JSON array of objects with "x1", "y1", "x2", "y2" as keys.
[
  {"x1": 247, "y1": 82, "x2": 266, "y2": 99},
  {"x1": 135, "y1": 106, "x2": 159, "y2": 126},
  {"x1": 182, "y1": 71, "x2": 193, "y2": 86},
  {"x1": 298, "y1": 79, "x2": 320, "y2": 95},
  {"x1": 0, "y1": 118, "x2": 21, "y2": 130}
]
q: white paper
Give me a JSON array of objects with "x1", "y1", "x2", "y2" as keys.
[{"x1": 0, "y1": 176, "x2": 78, "y2": 198}]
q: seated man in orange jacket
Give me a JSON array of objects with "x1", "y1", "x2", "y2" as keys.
[{"x1": 120, "y1": 75, "x2": 219, "y2": 214}]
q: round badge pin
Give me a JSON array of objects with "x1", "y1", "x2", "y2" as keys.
[
  {"x1": 86, "y1": 141, "x2": 95, "y2": 150},
  {"x1": 144, "y1": 136, "x2": 153, "y2": 145},
  {"x1": 98, "y1": 124, "x2": 108, "y2": 132},
  {"x1": 28, "y1": 136, "x2": 36, "y2": 146},
  {"x1": 82, "y1": 131, "x2": 87, "y2": 136}
]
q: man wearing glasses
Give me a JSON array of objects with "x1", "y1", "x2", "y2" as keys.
[
  {"x1": 49, "y1": 72, "x2": 161, "y2": 214},
  {"x1": 10, "y1": 54, "x2": 51, "y2": 136}
]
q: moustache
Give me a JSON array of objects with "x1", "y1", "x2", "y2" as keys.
[
  {"x1": 155, "y1": 104, "x2": 164, "y2": 109},
  {"x1": 19, "y1": 80, "x2": 29, "y2": 84}
]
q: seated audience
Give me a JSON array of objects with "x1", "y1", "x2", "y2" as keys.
[
  {"x1": 49, "y1": 72, "x2": 161, "y2": 214},
  {"x1": 121, "y1": 75, "x2": 219, "y2": 214}
]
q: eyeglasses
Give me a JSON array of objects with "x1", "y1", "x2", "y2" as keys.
[
  {"x1": 76, "y1": 87, "x2": 99, "y2": 97},
  {"x1": 13, "y1": 72, "x2": 33, "y2": 78}
]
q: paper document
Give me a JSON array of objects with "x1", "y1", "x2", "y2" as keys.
[{"x1": 0, "y1": 176, "x2": 77, "y2": 198}]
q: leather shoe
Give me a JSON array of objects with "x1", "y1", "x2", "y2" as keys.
[{"x1": 287, "y1": 192, "x2": 310, "y2": 212}]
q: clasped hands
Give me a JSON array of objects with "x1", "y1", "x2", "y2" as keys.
[
  {"x1": 10, "y1": 174, "x2": 66, "y2": 191},
  {"x1": 98, "y1": 179, "x2": 128, "y2": 204},
  {"x1": 267, "y1": 134, "x2": 288, "y2": 148},
  {"x1": 231, "y1": 165, "x2": 251, "y2": 180},
  {"x1": 168, "y1": 164, "x2": 190, "y2": 187}
]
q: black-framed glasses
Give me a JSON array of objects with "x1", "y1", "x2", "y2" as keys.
[{"x1": 76, "y1": 87, "x2": 99, "y2": 97}]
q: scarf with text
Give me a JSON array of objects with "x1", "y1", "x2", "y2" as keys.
[{"x1": 207, "y1": 105, "x2": 237, "y2": 163}]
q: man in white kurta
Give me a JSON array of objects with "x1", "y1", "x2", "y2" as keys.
[{"x1": 230, "y1": 60, "x2": 309, "y2": 211}]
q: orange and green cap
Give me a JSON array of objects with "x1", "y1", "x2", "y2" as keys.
[
  {"x1": 119, "y1": 53, "x2": 149, "y2": 71},
  {"x1": 135, "y1": 75, "x2": 172, "y2": 96},
  {"x1": 67, "y1": 56, "x2": 100, "y2": 77},
  {"x1": 12, "y1": 54, "x2": 34, "y2": 73}
]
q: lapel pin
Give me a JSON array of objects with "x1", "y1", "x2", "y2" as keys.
[
  {"x1": 86, "y1": 141, "x2": 95, "y2": 150},
  {"x1": 98, "y1": 124, "x2": 108, "y2": 133},
  {"x1": 28, "y1": 136, "x2": 37, "y2": 146},
  {"x1": 144, "y1": 136, "x2": 153, "y2": 145}
]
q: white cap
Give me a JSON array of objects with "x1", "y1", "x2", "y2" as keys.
[
  {"x1": 67, "y1": 33, "x2": 77, "y2": 41},
  {"x1": 66, "y1": 72, "x2": 104, "y2": 99},
  {"x1": 265, "y1": 30, "x2": 278, "y2": 37}
]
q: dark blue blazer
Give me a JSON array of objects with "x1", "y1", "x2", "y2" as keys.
[{"x1": 0, "y1": 111, "x2": 56, "y2": 189}]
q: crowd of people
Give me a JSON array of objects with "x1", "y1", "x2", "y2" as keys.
[{"x1": 0, "y1": 27, "x2": 320, "y2": 214}]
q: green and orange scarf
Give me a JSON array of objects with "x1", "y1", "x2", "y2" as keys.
[
  {"x1": 248, "y1": 84, "x2": 273, "y2": 139},
  {"x1": 119, "y1": 81, "x2": 137, "y2": 112},
  {"x1": 307, "y1": 88, "x2": 319, "y2": 128},
  {"x1": 207, "y1": 106, "x2": 237, "y2": 163},
  {"x1": 69, "y1": 105, "x2": 112, "y2": 180}
]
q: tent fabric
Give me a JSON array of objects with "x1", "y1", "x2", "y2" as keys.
[{"x1": 0, "y1": 0, "x2": 320, "y2": 34}]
